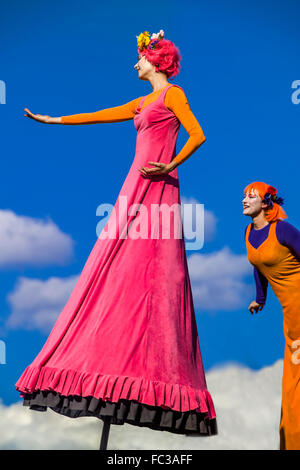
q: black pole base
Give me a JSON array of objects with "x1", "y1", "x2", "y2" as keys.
[{"x1": 99, "y1": 416, "x2": 112, "y2": 450}]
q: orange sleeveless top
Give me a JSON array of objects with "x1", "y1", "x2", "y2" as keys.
[
  {"x1": 245, "y1": 220, "x2": 300, "y2": 343},
  {"x1": 245, "y1": 219, "x2": 300, "y2": 449}
]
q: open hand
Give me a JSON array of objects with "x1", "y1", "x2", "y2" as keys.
[
  {"x1": 24, "y1": 108, "x2": 52, "y2": 123},
  {"x1": 248, "y1": 300, "x2": 264, "y2": 314},
  {"x1": 138, "y1": 161, "x2": 175, "y2": 176}
]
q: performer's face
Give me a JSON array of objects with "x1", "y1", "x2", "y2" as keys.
[
  {"x1": 242, "y1": 189, "x2": 267, "y2": 216},
  {"x1": 134, "y1": 53, "x2": 156, "y2": 80}
]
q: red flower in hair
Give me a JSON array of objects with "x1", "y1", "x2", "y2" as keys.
[{"x1": 267, "y1": 186, "x2": 277, "y2": 196}]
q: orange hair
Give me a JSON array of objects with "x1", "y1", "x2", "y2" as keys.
[{"x1": 243, "y1": 181, "x2": 288, "y2": 222}]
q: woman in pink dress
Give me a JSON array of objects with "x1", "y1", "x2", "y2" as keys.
[{"x1": 15, "y1": 30, "x2": 217, "y2": 436}]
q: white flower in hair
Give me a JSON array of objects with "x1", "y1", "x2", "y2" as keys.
[{"x1": 151, "y1": 30, "x2": 165, "y2": 40}]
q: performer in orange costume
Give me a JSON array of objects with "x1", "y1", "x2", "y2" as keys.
[{"x1": 243, "y1": 181, "x2": 300, "y2": 450}]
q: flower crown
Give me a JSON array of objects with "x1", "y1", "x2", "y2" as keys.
[
  {"x1": 136, "y1": 29, "x2": 165, "y2": 52},
  {"x1": 262, "y1": 185, "x2": 284, "y2": 207}
]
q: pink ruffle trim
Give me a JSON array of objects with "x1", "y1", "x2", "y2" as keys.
[{"x1": 15, "y1": 365, "x2": 216, "y2": 419}]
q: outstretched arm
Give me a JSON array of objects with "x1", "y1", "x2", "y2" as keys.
[
  {"x1": 61, "y1": 97, "x2": 142, "y2": 124},
  {"x1": 165, "y1": 86, "x2": 206, "y2": 166},
  {"x1": 24, "y1": 96, "x2": 143, "y2": 125}
]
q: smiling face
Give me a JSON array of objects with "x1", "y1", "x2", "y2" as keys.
[
  {"x1": 134, "y1": 53, "x2": 156, "y2": 81},
  {"x1": 242, "y1": 188, "x2": 268, "y2": 217}
]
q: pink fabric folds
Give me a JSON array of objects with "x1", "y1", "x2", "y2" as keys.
[{"x1": 16, "y1": 365, "x2": 215, "y2": 417}]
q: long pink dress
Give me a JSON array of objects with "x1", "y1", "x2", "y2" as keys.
[{"x1": 15, "y1": 84, "x2": 217, "y2": 435}]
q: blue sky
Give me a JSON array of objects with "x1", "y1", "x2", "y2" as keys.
[{"x1": 0, "y1": 0, "x2": 300, "y2": 406}]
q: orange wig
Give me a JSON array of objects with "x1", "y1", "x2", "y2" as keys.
[{"x1": 244, "y1": 181, "x2": 288, "y2": 222}]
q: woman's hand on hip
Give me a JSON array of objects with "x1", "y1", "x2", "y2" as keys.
[
  {"x1": 248, "y1": 300, "x2": 265, "y2": 314},
  {"x1": 138, "y1": 161, "x2": 178, "y2": 176}
]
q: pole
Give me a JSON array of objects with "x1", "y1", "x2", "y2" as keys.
[{"x1": 99, "y1": 415, "x2": 111, "y2": 450}]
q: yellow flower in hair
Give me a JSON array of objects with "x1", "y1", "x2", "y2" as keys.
[{"x1": 136, "y1": 31, "x2": 150, "y2": 50}]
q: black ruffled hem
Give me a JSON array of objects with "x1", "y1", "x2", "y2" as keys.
[{"x1": 22, "y1": 390, "x2": 218, "y2": 436}]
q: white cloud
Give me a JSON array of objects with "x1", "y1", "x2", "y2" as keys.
[
  {"x1": 187, "y1": 247, "x2": 253, "y2": 310},
  {"x1": 179, "y1": 199, "x2": 252, "y2": 311},
  {"x1": 4, "y1": 246, "x2": 253, "y2": 336},
  {"x1": 1, "y1": 360, "x2": 283, "y2": 450},
  {"x1": 0, "y1": 209, "x2": 75, "y2": 268},
  {"x1": 5, "y1": 275, "x2": 79, "y2": 334}
]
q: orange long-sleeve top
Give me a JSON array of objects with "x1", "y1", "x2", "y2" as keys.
[{"x1": 61, "y1": 85, "x2": 206, "y2": 165}]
